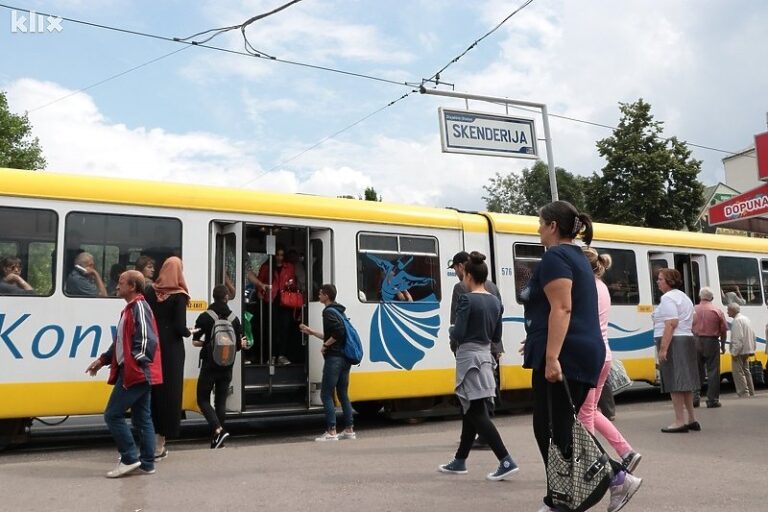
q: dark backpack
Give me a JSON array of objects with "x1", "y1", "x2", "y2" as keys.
[
  {"x1": 326, "y1": 308, "x2": 364, "y2": 365},
  {"x1": 206, "y1": 310, "x2": 237, "y2": 367}
]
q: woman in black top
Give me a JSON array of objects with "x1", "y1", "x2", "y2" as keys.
[
  {"x1": 438, "y1": 252, "x2": 518, "y2": 481},
  {"x1": 144, "y1": 256, "x2": 193, "y2": 458}
]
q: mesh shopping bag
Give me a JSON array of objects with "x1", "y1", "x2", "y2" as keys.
[{"x1": 546, "y1": 378, "x2": 613, "y2": 512}]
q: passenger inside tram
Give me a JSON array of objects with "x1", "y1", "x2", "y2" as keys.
[{"x1": 0, "y1": 255, "x2": 34, "y2": 294}]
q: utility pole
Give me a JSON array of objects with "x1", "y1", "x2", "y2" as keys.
[{"x1": 420, "y1": 86, "x2": 559, "y2": 201}]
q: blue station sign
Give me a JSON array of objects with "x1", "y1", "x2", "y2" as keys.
[{"x1": 438, "y1": 107, "x2": 537, "y2": 159}]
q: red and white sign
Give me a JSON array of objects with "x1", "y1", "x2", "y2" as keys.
[
  {"x1": 757, "y1": 132, "x2": 768, "y2": 181},
  {"x1": 708, "y1": 183, "x2": 768, "y2": 226}
]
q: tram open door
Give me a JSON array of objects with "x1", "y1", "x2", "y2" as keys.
[
  {"x1": 211, "y1": 221, "x2": 244, "y2": 413},
  {"x1": 648, "y1": 251, "x2": 708, "y2": 304}
]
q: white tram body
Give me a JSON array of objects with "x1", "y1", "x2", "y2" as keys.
[{"x1": 0, "y1": 168, "x2": 765, "y2": 433}]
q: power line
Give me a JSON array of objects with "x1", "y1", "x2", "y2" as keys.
[
  {"x1": 242, "y1": 92, "x2": 414, "y2": 186},
  {"x1": 0, "y1": 3, "x2": 413, "y2": 88},
  {"x1": 423, "y1": 0, "x2": 535, "y2": 86},
  {"x1": 28, "y1": 46, "x2": 191, "y2": 113}
]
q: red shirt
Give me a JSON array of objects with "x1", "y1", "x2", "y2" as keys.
[{"x1": 692, "y1": 301, "x2": 727, "y2": 339}]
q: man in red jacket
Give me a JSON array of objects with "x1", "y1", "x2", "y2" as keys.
[{"x1": 86, "y1": 270, "x2": 163, "y2": 478}]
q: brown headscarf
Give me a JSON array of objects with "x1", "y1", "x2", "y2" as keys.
[{"x1": 152, "y1": 256, "x2": 190, "y2": 302}]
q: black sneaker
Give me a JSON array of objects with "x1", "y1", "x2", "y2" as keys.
[
  {"x1": 621, "y1": 451, "x2": 642, "y2": 473},
  {"x1": 211, "y1": 430, "x2": 230, "y2": 449},
  {"x1": 706, "y1": 401, "x2": 722, "y2": 408}
]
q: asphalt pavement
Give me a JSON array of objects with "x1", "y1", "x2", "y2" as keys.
[{"x1": 1, "y1": 389, "x2": 766, "y2": 512}]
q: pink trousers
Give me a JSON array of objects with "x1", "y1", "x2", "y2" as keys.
[{"x1": 578, "y1": 359, "x2": 632, "y2": 457}]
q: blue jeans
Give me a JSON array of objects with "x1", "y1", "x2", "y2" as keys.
[
  {"x1": 104, "y1": 374, "x2": 156, "y2": 470},
  {"x1": 321, "y1": 355, "x2": 354, "y2": 431}
]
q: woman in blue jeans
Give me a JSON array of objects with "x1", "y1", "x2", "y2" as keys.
[{"x1": 299, "y1": 283, "x2": 356, "y2": 441}]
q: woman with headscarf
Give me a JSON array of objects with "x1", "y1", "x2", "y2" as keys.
[{"x1": 144, "y1": 256, "x2": 193, "y2": 458}]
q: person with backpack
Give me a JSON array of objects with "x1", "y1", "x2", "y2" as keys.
[
  {"x1": 299, "y1": 284, "x2": 358, "y2": 442},
  {"x1": 192, "y1": 285, "x2": 246, "y2": 449}
]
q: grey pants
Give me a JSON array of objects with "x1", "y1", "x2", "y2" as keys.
[{"x1": 695, "y1": 336, "x2": 721, "y2": 404}]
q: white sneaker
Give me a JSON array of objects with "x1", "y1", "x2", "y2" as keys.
[
  {"x1": 105, "y1": 461, "x2": 141, "y2": 478},
  {"x1": 277, "y1": 356, "x2": 291, "y2": 365},
  {"x1": 338, "y1": 430, "x2": 356, "y2": 440},
  {"x1": 315, "y1": 432, "x2": 339, "y2": 442},
  {"x1": 607, "y1": 472, "x2": 643, "y2": 512}
]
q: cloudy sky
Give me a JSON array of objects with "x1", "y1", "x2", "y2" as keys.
[{"x1": 3, "y1": 0, "x2": 767, "y2": 210}]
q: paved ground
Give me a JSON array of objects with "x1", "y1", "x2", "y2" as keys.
[{"x1": 1, "y1": 389, "x2": 767, "y2": 512}]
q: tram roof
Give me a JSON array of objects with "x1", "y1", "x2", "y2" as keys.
[
  {"x1": 486, "y1": 213, "x2": 768, "y2": 253},
  {"x1": 1, "y1": 168, "x2": 475, "y2": 231}
]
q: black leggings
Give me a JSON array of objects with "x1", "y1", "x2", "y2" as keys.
[
  {"x1": 455, "y1": 399, "x2": 509, "y2": 461},
  {"x1": 196, "y1": 363, "x2": 232, "y2": 433}
]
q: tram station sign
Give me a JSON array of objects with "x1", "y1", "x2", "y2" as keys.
[
  {"x1": 708, "y1": 183, "x2": 768, "y2": 225},
  {"x1": 438, "y1": 108, "x2": 537, "y2": 159}
]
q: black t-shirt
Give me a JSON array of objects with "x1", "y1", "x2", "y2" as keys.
[{"x1": 522, "y1": 244, "x2": 605, "y2": 386}]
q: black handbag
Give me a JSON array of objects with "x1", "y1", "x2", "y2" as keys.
[
  {"x1": 546, "y1": 378, "x2": 613, "y2": 512},
  {"x1": 749, "y1": 358, "x2": 765, "y2": 387}
]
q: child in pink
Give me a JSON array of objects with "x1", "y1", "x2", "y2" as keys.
[{"x1": 578, "y1": 248, "x2": 641, "y2": 473}]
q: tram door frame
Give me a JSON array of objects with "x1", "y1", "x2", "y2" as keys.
[
  {"x1": 211, "y1": 221, "x2": 244, "y2": 412},
  {"x1": 307, "y1": 228, "x2": 333, "y2": 404},
  {"x1": 649, "y1": 251, "x2": 708, "y2": 304}
]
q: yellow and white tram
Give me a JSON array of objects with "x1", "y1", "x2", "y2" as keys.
[{"x1": 0, "y1": 168, "x2": 765, "y2": 446}]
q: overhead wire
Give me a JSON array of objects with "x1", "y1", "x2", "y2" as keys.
[
  {"x1": 28, "y1": 46, "x2": 191, "y2": 113},
  {"x1": 249, "y1": 0, "x2": 540, "y2": 182},
  {"x1": 0, "y1": 3, "x2": 412, "y2": 88}
]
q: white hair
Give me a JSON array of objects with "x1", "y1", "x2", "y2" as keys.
[
  {"x1": 698, "y1": 287, "x2": 714, "y2": 301},
  {"x1": 727, "y1": 302, "x2": 741, "y2": 313}
]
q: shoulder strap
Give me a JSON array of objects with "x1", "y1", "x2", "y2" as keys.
[
  {"x1": 227, "y1": 312, "x2": 236, "y2": 322},
  {"x1": 546, "y1": 376, "x2": 577, "y2": 438},
  {"x1": 206, "y1": 310, "x2": 218, "y2": 321}
]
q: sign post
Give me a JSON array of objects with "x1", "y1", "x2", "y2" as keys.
[{"x1": 421, "y1": 87, "x2": 559, "y2": 201}]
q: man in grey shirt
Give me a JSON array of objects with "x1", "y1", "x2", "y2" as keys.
[
  {"x1": 66, "y1": 252, "x2": 107, "y2": 297},
  {"x1": 448, "y1": 251, "x2": 503, "y2": 357}
]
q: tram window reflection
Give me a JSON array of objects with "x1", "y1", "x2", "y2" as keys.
[
  {"x1": 592, "y1": 248, "x2": 640, "y2": 305},
  {"x1": 357, "y1": 232, "x2": 440, "y2": 303},
  {"x1": 63, "y1": 212, "x2": 182, "y2": 298},
  {"x1": 0, "y1": 206, "x2": 57, "y2": 297},
  {"x1": 717, "y1": 256, "x2": 762, "y2": 305},
  {"x1": 513, "y1": 243, "x2": 544, "y2": 303}
]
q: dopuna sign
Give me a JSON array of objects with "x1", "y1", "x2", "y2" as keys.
[
  {"x1": 708, "y1": 183, "x2": 768, "y2": 225},
  {"x1": 438, "y1": 108, "x2": 537, "y2": 159}
]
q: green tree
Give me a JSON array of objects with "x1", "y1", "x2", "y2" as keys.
[
  {"x1": 587, "y1": 99, "x2": 704, "y2": 230},
  {"x1": 363, "y1": 186, "x2": 382, "y2": 202},
  {"x1": 0, "y1": 91, "x2": 46, "y2": 170},
  {"x1": 483, "y1": 161, "x2": 587, "y2": 214}
]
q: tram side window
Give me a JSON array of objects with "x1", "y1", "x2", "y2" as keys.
[
  {"x1": 717, "y1": 256, "x2": 762, "y2": 306},
  {"x1": 513, "y1": 243, "x2": 544, "y2": 303},
  {"x1": 0, "y1": 206, "x2": 58, "y2": 296},
  {"x1": 64, "y1": 212, "x2": 182, "y2": 298},
  {"x1": 592, "y1": 248, "x2": 639, "y2": 305},
  {"x1": 357, "y1": 233, "x2": 441, "y2": 303},
  {"x1": 762, "y1": 260, "x2": 768, "y2": 305}
]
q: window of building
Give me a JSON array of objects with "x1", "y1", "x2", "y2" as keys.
[
  {"x1": 64, "y1": 212, "x2": 182, "y2": 298},
  {"x1": 717, "y1": 256, "x2": 762, "y2": 306},
  {"x1": 357, "y1": 233, "x2": 440, "y2": 302},
  {"x1": 0, "y1": 206, "x2": 58, "y2": 297},
  {"x1": 513, "y1": 243, "x2": 544, "y2": 303},
  {"x1": 592, "y1": 248, "x2": 639, "y2": 305}
]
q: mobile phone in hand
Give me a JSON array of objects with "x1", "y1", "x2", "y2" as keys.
[{"x1": 75, "y1": 264, "x2": 88, "y2": 274}]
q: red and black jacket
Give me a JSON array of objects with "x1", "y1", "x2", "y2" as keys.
[{"x1": 99, "y1": 294, "x2": 163, "y2": 388}]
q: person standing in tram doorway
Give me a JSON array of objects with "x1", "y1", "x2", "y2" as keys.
[
  {"x1": 85, "y1": 270, "x2": 162, "y2": 478},
  {"x1": 251, "y1": 245, "x2": 297, "y2": 365},
  {"x1": 299, "y1": 284, "x2": 356, "y2": 442},
  {"x1": 144, "y1": 256, "x2": 195, "y2": 460},
  {"x1": 192, "y1": 285, "x2": 247, "y2": 449}
]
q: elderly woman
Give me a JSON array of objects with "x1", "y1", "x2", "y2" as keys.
[
  {"x1": 523, "y1": 201, "x2": 641, "y2": 512},
  {"x1": 653, "y1": 268, "x2": 699, "y2": 433}
]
